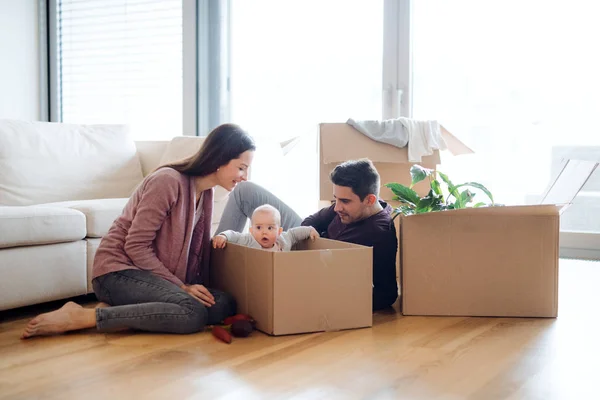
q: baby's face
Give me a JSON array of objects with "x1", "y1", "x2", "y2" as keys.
[{"x1": 250, "y1": 211, "x2": 283, "y2": 249}]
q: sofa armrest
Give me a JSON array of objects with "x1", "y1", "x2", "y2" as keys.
[{"x1": 135, "y1": 141, "x2": 169, "y2": 176}]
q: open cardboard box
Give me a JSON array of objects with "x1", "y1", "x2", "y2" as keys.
[
  {"x1": 210, "y1": 238, "x2": 373, "y2": 336},
  {"x1": 319, "y1": 121, "x2": 472, "y2": 283},
  {"x1": 400, "y1": 159, "x2": 599, "y2": 318},
  {"x1": 319, "y1": 122, "x2": 473, "y2": 201}
]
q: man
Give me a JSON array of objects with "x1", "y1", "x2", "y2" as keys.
[{"x1": 215, "y1": 158, "x2": 398, "y2": 311}]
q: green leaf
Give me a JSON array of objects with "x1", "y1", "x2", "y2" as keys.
[
  {"x1": 473, "y1": 202, "x2": 486, "y2": 208},
  {"x1": 431, "y1": 179, "x2": 443, "y2": 196},
  {"x1": 416, "y1": 189, "x2": 444, "y2": 214},
  {"x1": 454, "y1": 189, "x2": 475, "y2": 209},
  {"x1": 438, "y1": 171, "x2": 455, "y2": 190},
  {"x1": 454, "y1": 182, "x2": 495, "y2": 205},
  {"x1": 409, "y1": 165, "x2": 434, "y2": 187},
  {"x1": 394, "y1": 205, "x2": 415, "y2": 216},
  {"x1": 438, "y1": 171, "x2": 459, "y2": 200},
  {"x1": 384, "y1": 183, "x2": 420, "y2": 207}
]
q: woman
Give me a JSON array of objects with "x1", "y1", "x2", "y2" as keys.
[{"x1": 21, "y1": 124, "x2": 255, "y2": 338}]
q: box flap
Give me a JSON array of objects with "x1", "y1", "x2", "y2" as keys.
[
  {"x1": 540, "y1": 159, "x2": 599, "y2": 209},
  {"x1": 404, "y1": 204, "x2": 563, "y2": 219},
  {"x1": 245, "y1": 247, "x2": 275, "y2": 334},
  {"x1": 210, "y1": 244, "x2": 275, "y2": 334},
  {"x1": 440, "y1": 126, "x2": 474, "y2": 156},
  {"x1": 320, "y1": 122, "x2": 471, "y2": 164},
  {"x1": 294, "y1": 237, "x2": 367, "y2": 250}
]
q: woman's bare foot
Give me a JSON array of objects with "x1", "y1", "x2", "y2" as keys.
[{"x1": 21, "y1": 301, "x2": 97, "y2": 339}]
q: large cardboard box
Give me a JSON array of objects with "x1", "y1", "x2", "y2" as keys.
[
  {"x1": 400, "y1": 159, "x2": 599, "y2": 317},
  {"x1": 210, "y1": 238, "x2": 373, "y2": 336},
  {"x1": 319, "y1": 122, "x2": 472, "y2": 201}
]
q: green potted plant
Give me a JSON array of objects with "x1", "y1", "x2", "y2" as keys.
[{"x1": 384, "y1": 165, "x2": 497, "y2": 219}]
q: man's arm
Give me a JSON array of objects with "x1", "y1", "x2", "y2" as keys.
[{"x1": 301, "y1": 204, "x2": 336, "y2": 234}]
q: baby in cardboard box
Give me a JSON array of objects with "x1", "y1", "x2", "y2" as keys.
[{"x1": 212, "y1": 204, "x2": 319, "y2": 251}]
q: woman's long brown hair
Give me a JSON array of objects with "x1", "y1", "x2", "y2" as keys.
[{"x1": 161, "y1": 123, "x2": 256, "y2": 177}]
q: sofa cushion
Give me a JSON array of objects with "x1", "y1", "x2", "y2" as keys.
[
  {"x1": 0, "y1": 241, "x2": 87, "y2": 311},
  {"x1": 158, "y1": 135, "x2": 205, "y2": 166},
  {"x1": 39, "y1": 198, "x2": 129, "y2": 238},
  {"x1": 0, "y1": 119, "x2": 144, "y2": 206},
  {"x1": 0, "y1": 206, "x2": 86, "y2": 249}
]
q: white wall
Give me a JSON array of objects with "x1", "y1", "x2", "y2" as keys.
[{"x1": 0, "y1": 0, "x2": 41, "y2": 120}]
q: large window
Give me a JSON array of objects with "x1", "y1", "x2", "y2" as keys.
[
  {"x1": 228, "y1": 0, "x2": 385, "y2": 217},
  {"x1": 47, "y1": 0, "x2": 600, "y2": 255},
  {"x1": 412, "y1": 0, "x2": 600, "y2": 255},
  {"x1": 53, "y1": 0, "x2": 183, "y2": 140}
]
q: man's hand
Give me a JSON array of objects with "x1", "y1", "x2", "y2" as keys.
[
  {"x1": 212, "y1": 234, "x2": 228, "y2": 249},
  {"x1": 309, "y1": 227, "x2": 320, "y2": 241},
  {"x1": 180, "y1": 284, "x2": 215, "y2": 307}
]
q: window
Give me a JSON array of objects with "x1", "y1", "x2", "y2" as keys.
[
  {"x1": 411, "y1": 0, "x2": 600, "y2": 254},
  {"x1": 228, "y1": 0, "x2": 385, "y2": 217},
  {"x1": 52, "y1": 0, "x2": 183, "y2": 140}
]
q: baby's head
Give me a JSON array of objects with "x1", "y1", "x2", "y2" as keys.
[{"x1": 250, "y1": 204, "x2": 283, "y2": 249}]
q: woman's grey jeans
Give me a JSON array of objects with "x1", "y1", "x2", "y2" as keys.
[{"x1": 92, "y1": 269, "x2": 236, "y2": 334}]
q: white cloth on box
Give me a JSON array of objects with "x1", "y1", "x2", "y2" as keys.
[{"x1": 346, "y1": 117, "x2": 447, "y2": 162}]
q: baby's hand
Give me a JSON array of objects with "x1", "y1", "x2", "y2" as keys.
[
  {"x1": 212, "y1": 234, "x2": 228, "y2": 249},
  {"x1": 309, "y1": 227, "x2": 320, "y2": 241}
]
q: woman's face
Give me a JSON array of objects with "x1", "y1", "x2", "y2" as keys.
[{"x1": 216, "y1": 150, "x2": 254, "y2": 191}]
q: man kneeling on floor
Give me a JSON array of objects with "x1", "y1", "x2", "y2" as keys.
[{"x1": 216, "y1": 158, "x2": 399, "y2": 311}]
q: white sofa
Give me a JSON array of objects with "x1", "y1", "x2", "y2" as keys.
[{"x1": 0, "y1": 120, "x2": 237, "y2": 311}]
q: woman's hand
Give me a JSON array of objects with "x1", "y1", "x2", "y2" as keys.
[
  {"x1": 212, "y1": 234, "x2": 228, "y2": 249},
  {"x1": 180, "y1": 284, "x2": 215, "y2": 307},
  {"x1": 309, "y1": 227, "x2": 320, "y2": 241}
]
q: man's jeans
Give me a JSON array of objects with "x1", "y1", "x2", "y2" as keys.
[{"x1": 216, "y1": 181, "x2": 303, "y2": 233}]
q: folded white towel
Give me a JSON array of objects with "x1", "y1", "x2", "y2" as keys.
[{"x1": 347, "y1": 117, "x2": 447, "y2": 162}]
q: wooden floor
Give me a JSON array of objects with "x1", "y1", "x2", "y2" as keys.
[{"x1": 1, "y1": 259, "x2": 599, "y2": 400}]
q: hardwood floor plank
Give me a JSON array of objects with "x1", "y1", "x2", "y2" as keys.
[{"x1": 0, "y1": 259, "x2": 598, "y2": 399}]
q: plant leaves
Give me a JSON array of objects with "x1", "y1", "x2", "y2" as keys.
[
  {"x1": 393, "y1": 205, "x2": 415, "y2": 216},
  {"x1": 385, "y1": 183, "x2": 420, "y2": 207},
  {"x1": 438, "y1": 171, "x2": 455, "y2": 191},
  {"x1": 431, "y1": 179, "x2": 443, "y2": 196},
  {"x1": 438, "y1": 171, "x2": 459, "y2": 201},
  {"x1": 454, "y1": 182, "x2": 495, "y2": 205},
  {"x1": 453, "y1": 189, "x2": 472, "y2": 209},
  {"x1": 409, "y1": 165, "x2": 434, "y2": 187},
  {"x1": 473, "y1": 202, "x2": 486, "y2": 208},
  {"x1": 416, "y1": 189, "x2": 444, "y2": 214}
]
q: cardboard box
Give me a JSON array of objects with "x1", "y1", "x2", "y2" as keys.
[
  {"x1": 319, "y1": 122, "x2": 472, "y2": 201},
  {"x1": 210, "y1": 238, "x2": 373, "y2": 336},
  {"x1": 400, "y1": 159, "x2": 599, "y2": 318}
]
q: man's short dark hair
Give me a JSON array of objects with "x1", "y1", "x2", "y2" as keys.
[{"x1": 329, "y1": 158, "x2": 380, "y2": 201}]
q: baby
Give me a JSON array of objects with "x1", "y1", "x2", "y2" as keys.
[{"x1": 212, "y1": 204, "x2": 319, "y2": 251}]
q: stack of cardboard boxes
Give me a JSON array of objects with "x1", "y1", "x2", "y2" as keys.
[
  {"x1": 318, "y1": 123, "x2": 598, "y2": 318},
  {"x1": 212, "y1": 122, "x2": 598, "y2": 336}
]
